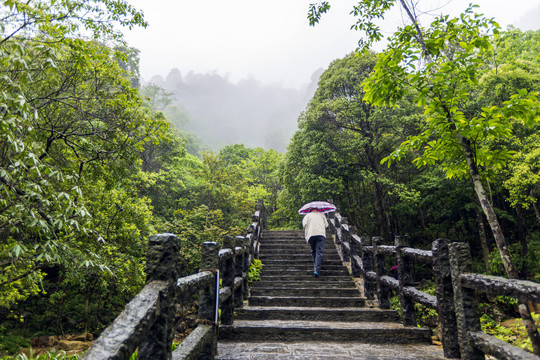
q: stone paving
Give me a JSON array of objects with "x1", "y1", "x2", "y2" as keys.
[{"x1": 216, "y1": 341, "x2": 449, "y2": 359}]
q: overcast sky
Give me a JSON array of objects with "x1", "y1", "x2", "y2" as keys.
[{"x1": 124, "y1": 0, "x2": 540, "y2": 89}]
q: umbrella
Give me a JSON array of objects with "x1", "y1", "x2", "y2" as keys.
[{"x1": 298, "y1": 201, "x2": 336, "y2": 215}]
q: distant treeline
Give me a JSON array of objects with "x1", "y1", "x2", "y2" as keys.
[{"x1": 146, "y1": 68, "x2": 323, "y2": 152}]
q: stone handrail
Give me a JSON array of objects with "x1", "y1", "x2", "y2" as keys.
[
  {"x1": 82, "y1": 203, "x2": 266, "y2": 360},
  {"x1": 328, "y1": 210, "x2": 540, "y2": 360},
  {"x1": 449, "y1": 242, "x2": 540, "y2": 360}
]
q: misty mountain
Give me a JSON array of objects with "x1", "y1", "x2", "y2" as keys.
[{"x1": 147, "y1": 68, "x2": 322, "y2": 152}]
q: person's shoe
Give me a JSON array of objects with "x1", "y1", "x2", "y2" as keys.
[{"x1": 314, "y1": 272, "x2": 319, "y2": 278}]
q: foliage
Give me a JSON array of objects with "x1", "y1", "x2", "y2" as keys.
[
  {"x1": 0, "y1": 331, "x2": 29, "y2": 355},
  {"x1": 0, "y1": 351, "x2": 81, "y2": 360},
  {"x1": 480, "y1": 311, "x2": 540, "y2": 353},
  {"x1": 307, "y1": 1, "x2": 540, "y2": 287},
  {"x1": 361, "y1": 6, "x2": 540, "y2": 180},
  {"x1": 0, "y1": 0, "x2": 155, "y2": 324},
  {"x1": 279, "y1": 51, "x2": 475, "y2": 244},
  {"x1": 389, "y1": 281, "x2": 437, "y2": 328},
  {"x1": 248, "y1": 259, "x2": 263, "y2": 283},
  {"x1": 413, "y1": 282, "x2": 438, "y2": 328},
  {"x1": 492, "y1": 28, "x2": 540, "y2": 67}
]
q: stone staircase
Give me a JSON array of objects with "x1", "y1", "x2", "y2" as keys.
[{"x1": 217, "y1": 230, "x2": 447, "y2": 359}]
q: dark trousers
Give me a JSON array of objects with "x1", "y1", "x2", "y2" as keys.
[{"x1": 308, "y1": 235, "x2": 325, "y2": 273}]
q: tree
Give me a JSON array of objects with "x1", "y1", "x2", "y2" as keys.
[
  {"x1": 0, "y1": 0, "x2": 150, "y2": 311},
  {"x1": 280, "y1": 52, "x2": 423, "y2": 236},
  {"x1": 309, "y1": 1, "x2": 540, "y2": 353}
]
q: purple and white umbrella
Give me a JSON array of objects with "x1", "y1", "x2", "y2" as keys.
[{"x1": 298, "y1": 201, "x2": 336, "y2": 215}]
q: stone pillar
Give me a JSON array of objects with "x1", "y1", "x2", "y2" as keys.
[
  {"x1": 221, "y1": 237, "x2": 235, "y2": 325},
  {"x1": 256, "y1": 201, "x2": 266, "y2": 230},
  {"x1": 341, "y1": 219, "x2": 351, "y2": 263},
  {"x1": 327, "y1": 212, "x2": 336, "y2": 235},
  {"x1": 138, "y1": 233, "x2": 181, "y2": 360},
  {"x1": 338, "y1": 217, "x2": 351, "y2": 262},
  {"x1": 198, "y1": 241, "x2": 219, "y2": 359},
  {"x1": 432, "y1": 239, "x2": 460, "y2": 358},
  {"x1": 327, "y1": 212, "x2": 336, "y2": 247},
  {"x1": 248, "y1": 219, "x2": 260, "y2": 259},
  {"x1": 334, "y1": 216, "x2": 342, "y2": 246},
  {"x1": 362, "y1": 237, "x2": 375, "y2": 300},
  {"x1": 374, "y1": 236, "x2": 390, "y2": 309},
  {"x1": 233, "y1": 236, "x2": 244, "y2": 308},
  {"x1": 242, "y1": 236, "x2": 251, "y2": 299},
  {"x1": 448, "y1": 242, "x2": 484, "y2": 360},
  {"x1": 395, "y1": 236, "x2": 416, "y2": 327},
  {"x1": 349, "y1": 226, "x2": 361, "y2": 277}
]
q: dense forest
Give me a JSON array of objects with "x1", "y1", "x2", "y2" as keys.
[{"x1": 1, "y1": 0, "x2": 540, "y2": 357}]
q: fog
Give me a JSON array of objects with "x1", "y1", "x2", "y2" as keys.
[{"x1": 147, "y1": 68, "x2": 323, "y2": 153}]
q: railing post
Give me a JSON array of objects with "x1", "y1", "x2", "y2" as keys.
[
  {"x1": 361, "y1": 237, "x2": 375, "y2": 300},
  {"x1": 374, "y1": 236, "x2": 390, "y2": 309},
  {"x1": 349, "y1": 226, "x2": 361, "y2": 277},
  {"x1": 198, "y1": 241, "x2": 219, "y2": 359},
  {"x1": 256, "y1": 201, "x2": 266, "y2": 230},
  {"x1": 327, "y1": 211, "x2": 336, "y2": 244},
  {"x1": 448, "y1": 242, "x2": 484, "y2": 360},
  {"x1": 334, "y1": 215, "x2": 342, "y2": 260},
  {"x1": 221, "y1": 237, "x2": 235, "y2": 326},
  {"x1": 341, "y1": 219, "x2": 351, "y2": 263},
  {"x1": 242, "y1": 236, "x2": 250, "y2": 299},
  {"x1": 249, "y1": 218, "x2": 260, "y2": 259},
  {"x1": 234, "y1": 236, "x2": 245, "y2": 308},
  {"x1": 138, "y1": 233, "x2": 181, "y2": 360},
  {"x1": 395, "y1": 235, "x2": 416, "y2": 327},
  {"x1": 432, "y1": 239, "x2": 460, "y2": 359}
]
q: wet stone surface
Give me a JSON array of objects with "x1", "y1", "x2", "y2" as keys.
[{"x1": 216, "y1": 342, "x2": 449, "y2": 360}]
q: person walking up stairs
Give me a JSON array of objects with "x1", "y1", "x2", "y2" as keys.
[{"x1": 302, "y1": 209, "x2": 329, "y2": 278}]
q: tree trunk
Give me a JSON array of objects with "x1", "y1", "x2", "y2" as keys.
[
  {"x1": 419, "y1": 207, "x2": 427, "y2": 230},
  {"x1": 460, "y1": 135, "x2": 540, "y2": 354},
  {"x1": 460, "y1": 136, "x2": 516, "y2": 277},
  {"x1": 475, "y1": 207, "x2": 490, "y2": 271}
]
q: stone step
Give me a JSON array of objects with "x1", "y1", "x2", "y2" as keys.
[
  {"x1": 261, "y1": 268, "x2": 349, "y2": 277},
  {"x1": 233, "y1": 306, "x2": 399, "y2": 322},
  {"x1": 259, "y1": 248, "x2": 339, "y2": 255},
  {"x1": 260, "y1": 236, "x2": 303, "y2": 241},
  {"x1": 261, "y1": 243, "x2": 330, "y2": 249},
  {"x1": 259, "y1": 254, "x2": 342, "y2": 262},
  {"x1": 260, "y1": 252, "x2": 342, "y2": 258},
  {"x1": 258, "y1": 274, "x2": 352, "y2": 282},
  {"x1": 260, "y1": 238, "x2": 305, "y2": 243},
  {"x1": 249, "y1": 296, "x2": 366, "y2": 308},
  {"x1": 262, "y1": 264, "x2": 346, "y2": 271},
  {"x1": 218, "y1": 320, "x2": 431, "y2": 343},
  {"x1": 250, "y1": 287, "x2": 361, "y2": 297},
  {"x1": 261, "y1": 259, "x2": 343, "y2": 266},
  {"x1": 262, "y1": 235, "x2": 304, "y2": 239},
  {"x1": 251, "y1": 280, "x2": 357, "y2": 288},
  {"x1": 262, "y1": 230, "x2": 302, "y2": 235},
  {"x1": 216, "y1": 342, "x2": 447, "y2": 359},
  {"x1": 260, "y1": 243, "x2": 306, "y2": 247},
  {"x1": 262, "y1": 230, "x2": 304, "y2": 239}
]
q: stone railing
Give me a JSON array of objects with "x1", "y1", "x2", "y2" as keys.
[
  {"x1": 329, "y1": 211, "x2": 540, "y2": 360},
  {"x1": 81, "y1": 203, "x2": 266, "y2": 360}
]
